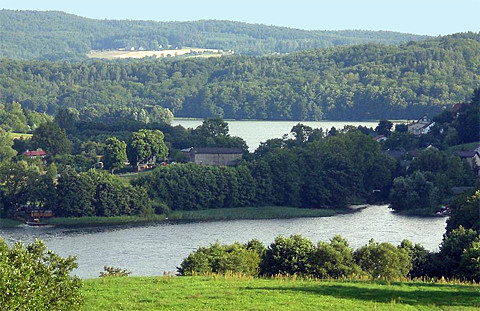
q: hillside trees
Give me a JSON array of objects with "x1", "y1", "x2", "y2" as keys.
[
  {"x1": 31, "y1": 121, "x2": 72, "y2": 155},
  {"x1": 1, "y1": 34, "x2": 479, "y2": 121}
]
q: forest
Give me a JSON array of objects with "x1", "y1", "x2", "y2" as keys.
[
  {"x1": 1, "y1": 33, "x2": 479, "y2": 121},
  {"x1": 0, "y1": 10, "x2": 429, "y2": 60}
]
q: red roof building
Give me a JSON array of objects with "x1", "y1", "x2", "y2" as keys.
[{"x1": 23, "y1": 149, "x2": 47, "y2": 158}]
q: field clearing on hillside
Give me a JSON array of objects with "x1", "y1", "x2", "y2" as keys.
[
  {"x1": 9, "y1": 132, "x2": 32, "y2": 139},
  {"x1": 82, "y1": 276, "x2": 480, "y2": 311},
  {"x1": 88, "y1": 48, "x2": 231, "y2": 59}
]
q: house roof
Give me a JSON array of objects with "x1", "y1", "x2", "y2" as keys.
[
  {"x1": 454, "y1": 150, "x2": 477, "y2": 158},
  {"x1": 190, "y1": 147, "x2": 243, "y2": 154},
  {"x1": 23, "y1": 149, "x2": 47, "y2": 157}
]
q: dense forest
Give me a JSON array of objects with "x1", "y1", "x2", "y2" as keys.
[
  {"x1": 1, "y1": 33, "x2": 479, "y2": 121},
  {"x1": 0, "y1": 10, "x2": 429, "y2": 60}
]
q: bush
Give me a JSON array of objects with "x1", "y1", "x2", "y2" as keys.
[
  {"x1": 0, "y1": 239, "x2": 83, "y2": 311},
  {"x1": 311, "y1": 235, "x2": 362, "y2": 279},
  {"x1": 260, "y1": 235, "x2": 315, "y2": 276},
  {"x1": 177, "y1": 242, "x2": 260, "y2": 276},
  {"x1": 99, "y1": 266, "x2": 132, "y2": 277},
  {"x1": 354, "y1": 239, "x2": 411, "y2": 280}
]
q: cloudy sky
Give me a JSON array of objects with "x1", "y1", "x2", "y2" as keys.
[{"x1": 2, "y1": 0, "x2": 479, "y2": 35}]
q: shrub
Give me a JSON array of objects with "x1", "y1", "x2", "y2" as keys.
[
  {"x1": 355, "y1": 239, "x2": 411, "y2": 280},
  {"x1": 311, "y1": 235, "x2": 362, "y2": 279},
  {"x1": 177, "y1": 242, "x2": 260, "y2": 276},
  {"x1": 0, "y1": 239, "x2": 83, "y2": 311},
  {"x1": 99, "y1": 266, "x2": 132, "y2": 277},
  {"x1": 260, "y1": 235, "x2": 315, "y2": 276}
]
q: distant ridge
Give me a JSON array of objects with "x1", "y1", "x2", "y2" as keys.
[{"x1": 0, "y1": 9, "x2": 430, "y2": 61}]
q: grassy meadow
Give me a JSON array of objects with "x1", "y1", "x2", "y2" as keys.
[{"x1": 81, "y1": 275, "x2": 480, "y2": 311}]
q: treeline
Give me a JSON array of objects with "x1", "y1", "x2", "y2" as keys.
[
  {"x1": 134, "y1": 129, "x2": 397, "y2": 209},
  {"x1": 178, "y1": 189, "x2": 480, "y2": 282},
  {"x1": 1, "y1": 34, "x2": 479, "y2": 120},
  {"x1": 0, "y1": 10, "x2": 429, "y2": 60},
  {"x1": 0, "y1": 162, "x2": 151, "y2": 219}
]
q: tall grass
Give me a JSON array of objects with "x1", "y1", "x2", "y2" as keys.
[
  {"x1": 0, "y1": 218, "x2": 22, "y2": 228},
  {"x1": 168, "y1": 206, "x2": 343, "y2": 221}
]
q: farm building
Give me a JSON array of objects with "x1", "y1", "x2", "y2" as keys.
[{"x1": 183, "y1": 147, "x2": 243, "y2": 166}]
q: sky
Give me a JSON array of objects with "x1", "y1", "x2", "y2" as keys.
[{"x1": 2, "y1": 0, "x2": 479, "y2": 36}]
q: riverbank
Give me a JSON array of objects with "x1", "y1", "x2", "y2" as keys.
[
  {"x1": 0, "y1": 218, "x2": 23, "y2": 228},
  {"x1": 42, "y1": 206, "x2": 351, "y2": 228},
  {"x1": 81, "y1": 275, "x2": 480, "y2": 311}
]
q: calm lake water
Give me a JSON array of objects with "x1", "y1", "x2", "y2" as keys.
[
  {"x1": 173, "y1": 119, "x2": 382, "y2": 151},
  {"x1": 0, "y1": 206, "x2": 446, "y2": 279}
]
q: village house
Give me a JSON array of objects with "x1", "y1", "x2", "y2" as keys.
[
  {"x1": 453, "y1": 144, "x2": 480, "y2": 177},
  {"x1": 183, "y1": 147, "x2": 243, "y2": 166},
  {"x1": 407, "y1": 116, "x2": 435, "y2": 136},
  {"x1": 22, "y1": 149, "x2": 47, "y2": 159},
  {"x1": 373, "y1": 134, "x2": 387, "y2": 142}
]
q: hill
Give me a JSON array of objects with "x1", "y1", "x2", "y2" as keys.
[
  {"x1": 82, "y1": 276, "x2": 480, "y2": 310},
  {"x1": 0, "y1": 10, "x2": 429, "y2": 60},
  {"x1": 1, "y1": 33, "x2": 479, "y2": 120}
]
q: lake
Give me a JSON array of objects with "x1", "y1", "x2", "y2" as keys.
[
  {"x1": 173, "y1": 119, "x2": 384, "y2": 151},
  {"x1": 0, "y1": 205, "x2": 446, "y2": 278}
]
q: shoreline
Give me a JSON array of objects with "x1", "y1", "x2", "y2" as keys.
[{"x1": 2, "y1": 206, "x2": 356, "y2": 229}]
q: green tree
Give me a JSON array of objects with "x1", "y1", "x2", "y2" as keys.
[
  {"x1": 178, "y1": 242, "x2": 260, "y2": 276},
  {"x1": 446, "y1": 190, "x2": 480, "y2": 233},
  {"x1": 375, "y1": 120, "x2": 393, "y2": 136},
  {"x1": 0, "y1": 129, "x2": 17, "y2": 161},
  {"x1": 196, "y1": 118, "x2": 229, "y2": 139},
  {"x1": 389, "y1": 171, "x2": 439, "y2": 211},
  {"x1": 311, "y1": 235, "x2": 362, "y2": 279},
  {"x1": 438, "y1": 226, "x2": 480, "y2": 278},
  {"x1": 103, "y1": 137, "x2": 127, "y2": 173},
  {"x1": 128, "y1": 129, "x2": 168, "y2": 166},
  {"x1": 31, "y1": 121, "x2": 72, "y2": 155},
  {"x1": 354, "y1": 239, "x2": 411, "y2": 280},
  {"x1": 260, "y1": 235, "x2": 314, "y2": 276},
  {"x1": 0, "y1": 239, "x2": 83, "y2": 311}
]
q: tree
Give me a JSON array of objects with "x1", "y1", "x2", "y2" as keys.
[
  {"x1": 446, "y1": 190, "x2": 480, "y2": 234},
  {"x1": 290, "y1": 123, "x2": 313, "y2": 144},
  {"x1": 375, "y1": 120, "x2": 393, "y2": 136},
  {"x1": 128, "y1": 129, "x2": 168, "y2": 166},
  {"x1": 260, "y1": 235, "x2": 314, "y2": 276},
  {"x1": 54, "y1": 107, "x2": 79, "y2": 133},
  {"x1": 177, "y1": 242, "x2": 260, "y2": 276},
  {"x1": 0, "y1": 129, "x2": 17, "y2": 161},
  {"x1": 103, "y1": 137, "x2": 127, "y2": 173},
  {"x1": 311, "y1": 235, "x2": 362, "y2": 279},
  {"x1": 389, "y1": 171, "x2": 439, "y2": 211},
  {"x1": 0, "y1": 239, "x2": 83, "y2": 311},
  {"x1": 31, "y1": 121, "x2": 72, "y2": 155},
  {"x1": 196, "y1": 118, "x2": 229, "y2": 139},
  {"x1": 437, "y1": 226, "x2": 479, "y2": 278},
  {"x1": 354, "y1": 239, "x2": 411, "y2": 280}
]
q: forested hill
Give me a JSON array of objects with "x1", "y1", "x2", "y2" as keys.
[
  {"x1": 0, "y1": 10, "x2": 430, "y2": 60},
  {"x1": 1, "y1": 34, "x2": 479, "y2": 121}
]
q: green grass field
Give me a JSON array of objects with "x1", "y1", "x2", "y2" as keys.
[{"x1": 81, "y1": 276, "x2": 480, "y2": 311}]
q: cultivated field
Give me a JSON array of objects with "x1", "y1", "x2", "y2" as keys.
[
  {"x1": 87, "y1": 48, "x2": 231, "y2": 60},
  {"x1": 82, "y1": 275, "x2": 480, "y2": 311}
]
